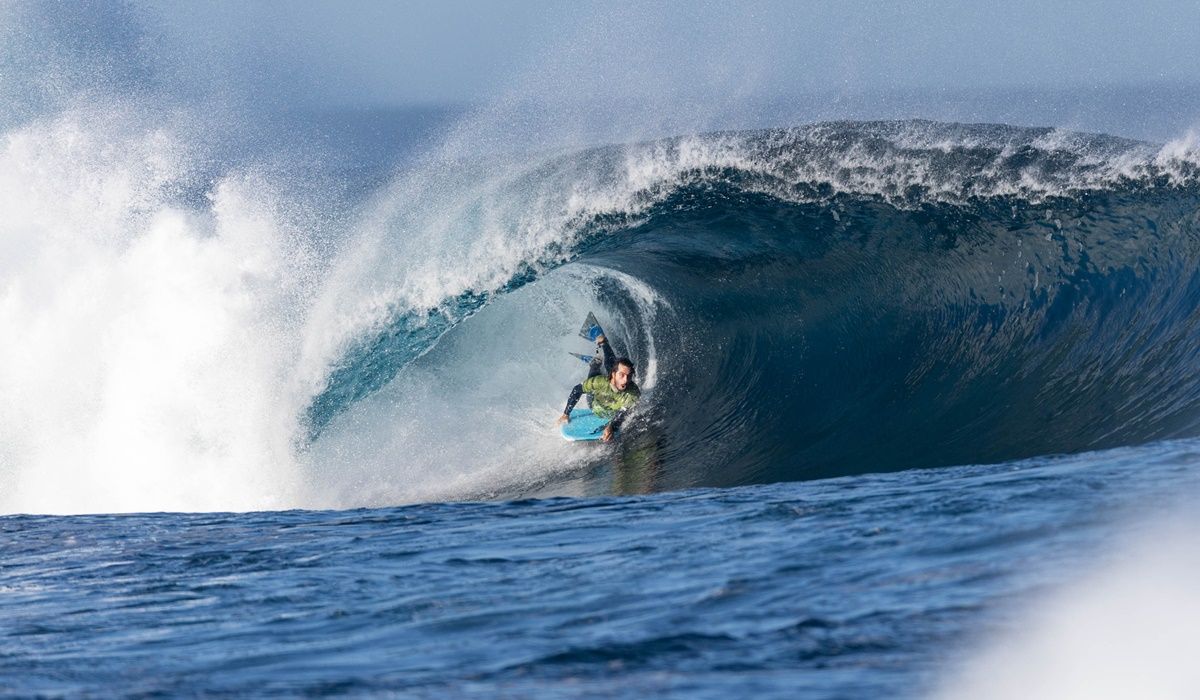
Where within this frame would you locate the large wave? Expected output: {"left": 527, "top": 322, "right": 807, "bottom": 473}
{"left": 4, "top": 87, "right": 1200, "bottom": 513}
{"left": 302, "top": 121, "right": 1200, "bottom": 500}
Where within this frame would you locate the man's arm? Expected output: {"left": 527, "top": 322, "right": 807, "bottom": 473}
{"left": 600, "top": 407, "right": 634, "bottom": 441}
{"left": 600, "top": 385, "right": 639, "bottom": 440}
{"left": 609, "top": 408, "right": 631, "bottom": 431}
{"left": 604, "top": 408, "right": 633, "bottom": 434}
{"left": 559, "top": 383, "right": 585, "bottom": 423}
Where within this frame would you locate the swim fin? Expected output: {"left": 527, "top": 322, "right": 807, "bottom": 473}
{"left": 568, "top": 352, "right": 595, "bottom": 364}
{"left": 579, "top": 312, "right": 604, "bottom": 342}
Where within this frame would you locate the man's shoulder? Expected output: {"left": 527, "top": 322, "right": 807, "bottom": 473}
{"left": 583, "top": 375, "right": 607, "bottom": 392}
{"left": 624, "top": 381, "right": 641, "bottom": 399}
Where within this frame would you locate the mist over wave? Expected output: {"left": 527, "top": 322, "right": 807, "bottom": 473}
{"left": 0, "top": 105, "right": 324, "bottom": 514}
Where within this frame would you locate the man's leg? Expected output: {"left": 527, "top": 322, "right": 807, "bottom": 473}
{"left": 584, "top": 347, "right": 604, "bottom": 409}
{"left": 586, "top": 353, "right": 604, "bottom": 379}
{"left": 599, "top": 338, "right": 617, "bottom": 376}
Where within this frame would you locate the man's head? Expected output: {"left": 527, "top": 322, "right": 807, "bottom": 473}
{"left": 609, "top": 358, "right": 635, "bottom": 391}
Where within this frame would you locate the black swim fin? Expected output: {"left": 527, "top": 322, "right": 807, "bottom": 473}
{"left": 579, "top": 312, "right": 604, "bottom": 342}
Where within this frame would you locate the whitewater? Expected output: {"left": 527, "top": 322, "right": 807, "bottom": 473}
{"left": 5, "top": 3, "right": 1200, "bottom": 697}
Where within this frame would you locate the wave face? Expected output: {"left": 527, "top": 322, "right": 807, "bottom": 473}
{"left": 5, "top": 100, "right": 1200, "bottom": 512}
{"left": 595, "top": 181, "right": 1200, "bottom": 488}
{"left": 305, "top": 121, "right": 1200, "bottom": 498}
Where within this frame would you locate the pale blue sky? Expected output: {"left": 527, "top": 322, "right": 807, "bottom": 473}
{"left": 139, "top": 0, "right": 1200, "bottom": 106}
{"left": 5, "top": 1, "right": 1194, "bottom": 140}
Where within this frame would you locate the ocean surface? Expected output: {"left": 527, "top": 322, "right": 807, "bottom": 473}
{"left": 5, "top": 443, "right": 1200, "bottom": 697}
{"left": 5, "top": 5, "right": 1200, "bottom": 696}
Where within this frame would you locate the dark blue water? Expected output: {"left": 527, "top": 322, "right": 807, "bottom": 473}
{"left": 5, "top": 440, "right": 1198, "bottom": 697}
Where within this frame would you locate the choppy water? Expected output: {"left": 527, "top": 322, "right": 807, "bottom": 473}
{"left": 5, "top": 439, "right": 1199, "bottom": 697}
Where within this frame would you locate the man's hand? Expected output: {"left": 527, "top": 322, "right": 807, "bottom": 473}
{"left": 557, "top": 413, "right": 570, "bottom": 425}
{"left": 601, "top": 424, "right": 614, "bottom": 442}
{"left": 596, "top": 334, "right": 606, "bottom": 345}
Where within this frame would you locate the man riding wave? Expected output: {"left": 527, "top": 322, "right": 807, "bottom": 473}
{"left": 558, "top": 333, "right": 640, "bottom": 442}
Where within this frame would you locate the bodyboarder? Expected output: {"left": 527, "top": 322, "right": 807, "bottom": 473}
{"left": 557, "top": 334, "right": 640, "bottom": 442}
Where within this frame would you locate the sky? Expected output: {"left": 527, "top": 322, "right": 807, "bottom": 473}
{"left": 2, "top": 1, "right": 1197, "bottom": 142}
{"left": 136, "top": 0, "right": 1200, "bottom": 107}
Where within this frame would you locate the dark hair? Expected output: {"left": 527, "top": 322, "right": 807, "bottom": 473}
{"left": 612, "top": 357, "right": 635, "bottom": 376}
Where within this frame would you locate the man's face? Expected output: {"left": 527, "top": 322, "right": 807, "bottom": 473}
{"left": 610, "top": 364, "right": 632, "bottom": 391}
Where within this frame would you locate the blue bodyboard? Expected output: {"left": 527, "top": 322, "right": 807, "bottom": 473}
{"left": 561, "top": 409, "right": 610, "bottom": 442}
